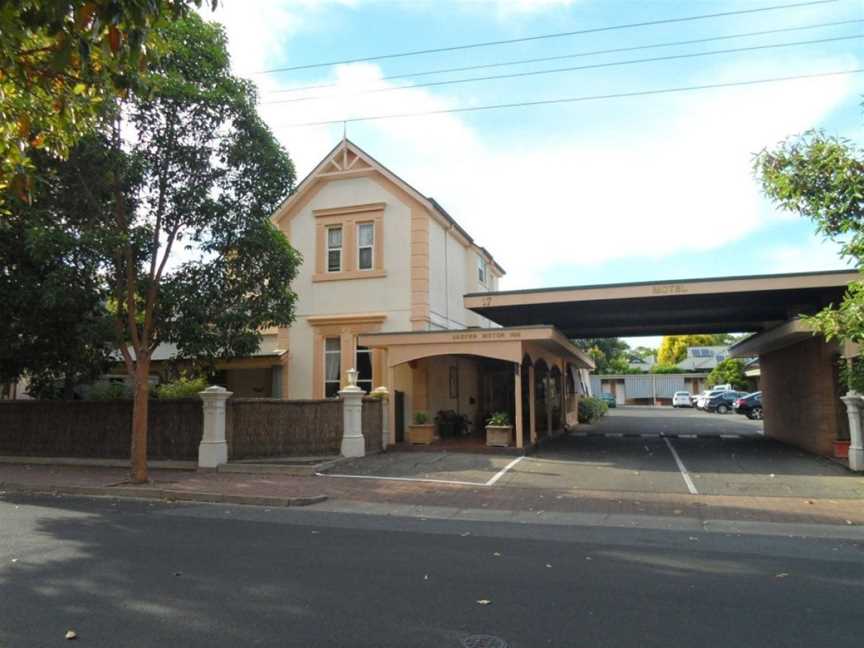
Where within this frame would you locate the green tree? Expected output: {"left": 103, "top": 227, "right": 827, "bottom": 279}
{"left": 574, "top": 338, "right": 632, "bottom": 374}
{"left": 756, "top": 129, "right": 864, "bottom": 353}
{"left": 36, "top": 15, "right": 300, "bottom": 482}
{"left": 706, "top": 358, "right": 750, "bottom": 390}
{"left": 0, "top": 165, "right": 114, "bottom": 397}
{"left": 656, "top": 334, "right": 732, "bottom": 366}
{"left": 0, "top": 0, "right": 212, "bottom": 204}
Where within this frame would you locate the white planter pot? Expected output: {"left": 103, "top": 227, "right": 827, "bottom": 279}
{"left": 486, "top": 425, "right": 513, "bottom": 447}
{"left": 840, "top": 393, "right": 864, "bottom": 472}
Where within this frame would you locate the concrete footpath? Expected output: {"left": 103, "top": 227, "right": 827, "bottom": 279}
{"left": 1, "top": 463, "right": 863, "bottom": 534}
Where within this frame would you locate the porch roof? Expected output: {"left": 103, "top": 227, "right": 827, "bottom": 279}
{"left": 358, "top": 325, "right": 595, "bottom": 370}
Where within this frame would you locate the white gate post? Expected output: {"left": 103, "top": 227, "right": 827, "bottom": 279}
{"left": 372, "top": 386, "right": 390, "bottom": 451}
{"left": 198, "top": 385, "right": 232, "bottom": 468}
{"left": 841, "top": 394, "right": 864, "bottom": 471}
{"left": 340, "top": 369, "right": 366, "bottom": 458}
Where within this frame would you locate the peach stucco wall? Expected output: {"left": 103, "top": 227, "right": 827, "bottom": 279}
{"left": 278, "top": 176, "right": 413, "bottom": 398}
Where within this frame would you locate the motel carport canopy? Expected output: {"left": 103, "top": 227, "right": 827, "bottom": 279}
{"left": 464, "top": 270, "right": 857, "bottom": 338}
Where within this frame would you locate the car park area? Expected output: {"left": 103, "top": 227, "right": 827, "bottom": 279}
{"left": 322, "top": 407, "right": 864, "bottom": 499}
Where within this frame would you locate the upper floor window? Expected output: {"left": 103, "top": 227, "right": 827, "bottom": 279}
{"left": 477, "top": 256, "right": 487, "bottom": 284}
{"left": 357, "top": 222, "right": 374, "bottom": 271}
{"left": 327, "top": 226, "right": 342, "bottom": 272}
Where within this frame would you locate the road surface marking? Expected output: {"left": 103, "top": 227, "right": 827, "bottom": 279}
{"left": 485, "top": 456, "right": 525, "bottom": 486}
{"left": 720, "top": 434, "right": 741, "bottom": 439}
{"left": 315, "top": 473, "right": 486, "bottom": 486}
{"left": 663, "top": 437, "right": 699, "bottom": 495}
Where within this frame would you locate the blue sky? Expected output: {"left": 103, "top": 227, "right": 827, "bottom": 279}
{"left": 208, "top": 0, "right": 861, "bottom": 344}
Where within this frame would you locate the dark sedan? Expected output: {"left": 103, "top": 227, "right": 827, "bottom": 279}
{"left": 734, "top": 391, "right": 763, "bottom": 420}
{"left": 705, "top": 390, "right": 749, "bottom": 414}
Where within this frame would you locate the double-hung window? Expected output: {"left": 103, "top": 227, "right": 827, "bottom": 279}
{"left": 357, "top": 222, "right": 374, "bottom": 271}
{"left": 477, "top": 256, "right": 487, "bottom": 284}
{"left": 324, "top": 337, "right": 341, "bottom": 398}
{"left": 327, "top": 226, "right": 342, "bottom": 273}
{"left": 355, "top": 344, "right": 373, "bottom": 393}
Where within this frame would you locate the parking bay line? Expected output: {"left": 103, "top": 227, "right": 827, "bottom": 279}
{"left": 663, "top": 437, "right": 699, "bottom": 495}
{"left": 316, "top": 456, "right": 526, "bottom": 488}
{"left": 485, "top": 455, "right": 525, "bottom": 486}
{"left": 315, "top": 472, "right": 488, "bottom": 487}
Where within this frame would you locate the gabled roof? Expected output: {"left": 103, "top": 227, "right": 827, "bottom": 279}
{"left": 271, "top": 138, "right": 505, "bottom": 276}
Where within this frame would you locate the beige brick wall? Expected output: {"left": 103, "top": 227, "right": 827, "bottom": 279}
{"left": 760, "top": 337, "right": 848, "bottom": 457}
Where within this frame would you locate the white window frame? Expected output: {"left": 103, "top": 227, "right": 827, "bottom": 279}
{"left": 478, "top": 256, "right": 487, "bottom": 284}
{"left": 326, "top": 226, "right": 342, "bottom": 273}
{"left": 324, "top": 337, "right": 341, "bottom": 397}
{"left": 357, "top": 222, "right": 374, "bottom": 272}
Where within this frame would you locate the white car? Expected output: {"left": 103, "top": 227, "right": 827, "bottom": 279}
{"left": 672, "top": 391, "right": 692, "bottom": 408}
{"left": 696, "top": 388, "right": 730, "bottom": 409}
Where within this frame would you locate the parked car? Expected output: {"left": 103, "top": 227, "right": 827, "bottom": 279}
{"left": 734, "top": 391, "right": 763, "bottom": 420}
{"left": 672, "top": 391, "right": 692, "bottom": 408}
{"left": 599, "top": 392, "right": 617, "bottom": 408}
{"left": 696, "top": 388, "right": 728, "bottom": 409}
{"left": 705, "top": 390, "right": 749, "bottom": 414}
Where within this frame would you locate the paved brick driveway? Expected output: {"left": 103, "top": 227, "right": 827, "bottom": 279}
{"left": 324, "top": 408, "right": 864, "bottom": 499}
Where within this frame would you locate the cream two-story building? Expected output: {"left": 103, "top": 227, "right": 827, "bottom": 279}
{"left": 266, "top": 138, "right": 504, "bottom": 402}
{"left": 252, "top": 139, "right": 592, "bottom": 449}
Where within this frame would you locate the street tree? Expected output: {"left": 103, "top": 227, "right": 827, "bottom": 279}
{"left": 756, "top": 128, "right": 864, "bottom": 349}
{"left": 54, "top": 15, "right": 300, "bottom": 482}
{"left": 0, "top": 0, "right": 213, "bottom": 205}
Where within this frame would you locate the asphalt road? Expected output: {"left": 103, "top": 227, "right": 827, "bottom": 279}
{"left": 2, "top": 495, "right": 862, "bottom": 648}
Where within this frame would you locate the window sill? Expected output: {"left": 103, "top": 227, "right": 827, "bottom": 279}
{"left": 313, "top": 270, "right": 387, "bottom": 282}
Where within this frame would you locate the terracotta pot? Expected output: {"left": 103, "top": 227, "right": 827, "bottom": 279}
{"left": 486, "top": 425, "right": 513, "bottom": 447}
{"left": 408, "top": 424, "right": 435, "bottom": 445}
{"left": 833, "top": 439, "right": 851, "bottom": 459}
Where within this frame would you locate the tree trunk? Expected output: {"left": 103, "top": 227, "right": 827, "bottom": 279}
{"left": 130, "top": 358, "right": 151, "bottom": 483}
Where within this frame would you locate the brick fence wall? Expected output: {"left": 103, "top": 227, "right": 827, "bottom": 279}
{"left": 362, "top": 397, "right": 383, "bottom": 454}
{"left": 0, "top": 399, "right": 202, "bottom": 460}
{"left": 1, "top": 396, "right": 386, "bottom": 462}
{"left": 761, "top": 336, "right": 849, "bottom": 457}
{"left": 226, "top": 399, "right": 344, "bottom": 460}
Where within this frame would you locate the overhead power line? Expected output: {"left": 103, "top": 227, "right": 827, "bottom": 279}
{"left": 275, "top": 68, "right": 863, "bottom": 128}
{"left": 261, "top": 19, "right": 864, "bottom": 96}
{"left": 260, "top": 34, "right": 863, "bottom": 105}
{"left": 251, "top": 0, "right": 840, "bottom": 75}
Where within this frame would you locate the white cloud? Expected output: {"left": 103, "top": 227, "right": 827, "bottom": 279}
{"left": 213, "top": 2, "right": 860, "bottom": 290}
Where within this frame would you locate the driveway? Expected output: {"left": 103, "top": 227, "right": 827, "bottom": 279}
{"left": 503, "top": 407, "right": 864, "bottom": 499}
{"left": 322, "top": 408, "right": 864, "bottom": 499}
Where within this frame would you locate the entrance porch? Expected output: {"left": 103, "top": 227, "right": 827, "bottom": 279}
{"left": 358, "top": 326, "right": 594, "bottom": 450}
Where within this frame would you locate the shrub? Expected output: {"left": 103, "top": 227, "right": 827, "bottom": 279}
{"left": 156, "top": 375, "right": 209, "bottom": 399}
{"left": 87, "top": 381, "right": 132, "bottom": 400}
{"left": 578, "top": 397, "right": 608, "bottom": 424}
{"left": 839, "top": 357, "right": 864, "bottom": 393}
{"left": 413, "top": 411, "right": 429, "bottom": 425}
{"left": 486, "top": 411, "right": 511, "bottom": 426}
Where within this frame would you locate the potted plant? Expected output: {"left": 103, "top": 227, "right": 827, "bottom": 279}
{"left": 836, "top": 357, "right": 863, "bottom": 459}
{"left": 435, "top": 410, "right": 469, "bottom": 438}
{"left": 485, "top": 411, "right": 513, "bottom": 447}
{"left": 408, "top": 411, "right": 435, "bottom": 445}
